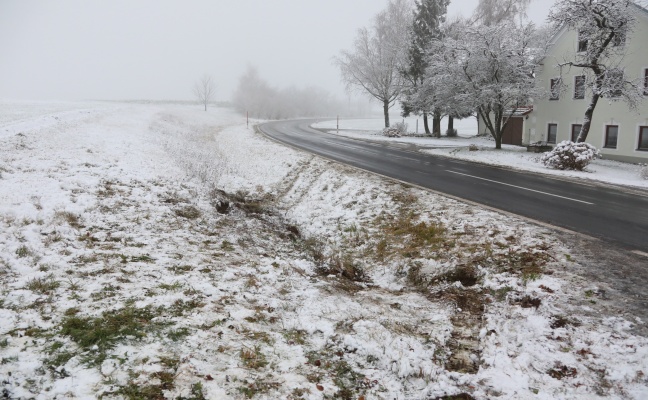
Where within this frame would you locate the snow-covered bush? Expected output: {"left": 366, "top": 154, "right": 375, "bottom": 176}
{"left": 383, "top": 126, "right": 402, "bottom": 137}
{"left": 541, "top": 141, "right": 599, "bottom": 171}
{"left": 640, "top": 164, "right": 648, "bottom": 180}
{"left": 446, "top": 128, "right": 458, "bottom": 137}
{"left": 382, "top": 121, "right": 407, "bottom": 137}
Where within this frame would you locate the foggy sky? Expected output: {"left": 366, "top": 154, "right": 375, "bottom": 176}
{"left": 0, "top": 0, "right": 555, "bottom": 102}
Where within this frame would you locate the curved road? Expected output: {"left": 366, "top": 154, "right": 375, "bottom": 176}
{"left": 259, "top": 119, "right": 648, "bottom": 255}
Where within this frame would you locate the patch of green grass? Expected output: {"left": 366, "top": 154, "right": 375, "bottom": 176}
{"left": 305, "top": 350, "right": 364, "bottom": 400}
{"left": 54, "top": 211, "right": 84, "bottom": 229}
{"left": 63, "top": 307, "right": 81, "bottom": 317}
{"left": 130, "top": 254, "right": 155, "bottom": 263}
{"left": 166, "top": 298, "right": 205, "bottom": 317}
{"left": 490, "top": 286, "right": 514, "bottom": 302}
{"left": 237, "top": 381, "right": 280, "bottom": 399}
{"left": 168, "top": 264, "right": 193, "bottom": 274}
{"left": 301, "top": 237, "right": 325, "bottom": 265}
{"left": 104, "top": 381, "right": 168, "bottom": 400}
{"left": 59, "top": 306, "right": 161, "bottom": 365}
{"left": 283, "top": 329, "right": 308, "bottom": 345}
{"left": 45, "top": 349, "right": 75, "bottom": 370}
{"left": 392, "top": 190, "right": 418, "bottom": 206}
{"left": 375, "top": 212, "right": 449, "bottom": 260}
{"left": 90, "top": 284, "right": 120, "bottom": 300}
{"left": 243, "top": 330, "right": 274, "bottom": 345}
{"left": 244, "top": 274, "right": 259, "bottom": 289}
{"left": 26, "top": 274, "right": 60, "bottom": 294}
{"left": 72, "top": 254, "right": 99, "bottom": 265}
{"left": 239, "top": 345, "right": 268, "bottom": 369}
{"left": 1, "top": 356, "right": 18, "bottom": 365}
{"left": 158, "top": 282, "right": 183, "bottom": 291}
{"left": 15, "top": 245, "right": 32, "bottom": 258}
{"left": 221, "top": 240, "right": 235, "bottom": 251}
{"left": 97, "top": 180, "right": 117, "bottom": 198}
{"left": 177, "top": 382, "right": 207, "bottom": 400}
{"left": 167, "top": 327, "right": 191, "bottom": 342}
{"left": 389, "top": 214, "right": 446, "bottom": 247}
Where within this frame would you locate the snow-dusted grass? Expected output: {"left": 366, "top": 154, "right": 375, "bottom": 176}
{"left": 313, "top": 118, "right": 648, "bottom": 189}
{"left": 1, "top": 102, "right": 647, "bottom": 399}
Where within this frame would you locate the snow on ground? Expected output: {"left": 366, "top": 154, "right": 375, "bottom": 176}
{"left": 313, "top": 116, "right": 479, "bottom": 137}
{"left": 313, "top": 118, "right": 648, "bottom": 189}
{"left": 1, "top": 102, "right": 647, "bottom": 399}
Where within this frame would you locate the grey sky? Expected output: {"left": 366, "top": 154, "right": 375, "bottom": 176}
{"left": 0, "top": 0, "right": 555, "bottom": 101}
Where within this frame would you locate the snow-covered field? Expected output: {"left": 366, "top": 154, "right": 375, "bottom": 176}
{"left": 1, "top": 102, "right": 647, "bottom": 399}
{"left": 313, "top": 118, "right": 648, "bottom": 190}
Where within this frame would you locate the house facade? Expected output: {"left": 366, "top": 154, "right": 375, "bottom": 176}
{"left": 527, "top": 4, "right": 648, "bottom": 163}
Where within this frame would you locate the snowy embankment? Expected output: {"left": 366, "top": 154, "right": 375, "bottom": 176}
{"left": 313, "top": 118, "right": 648, "bottom": 190}
{"left": 1, "top": 103, "right": 647, "bottom": 399}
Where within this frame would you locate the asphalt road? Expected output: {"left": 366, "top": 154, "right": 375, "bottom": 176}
{"left": 259, "top": 119, "right": 648, "bottom": 255}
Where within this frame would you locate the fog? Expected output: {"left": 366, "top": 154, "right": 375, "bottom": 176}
{"left": 0, "top": 0, "right": 555, "bottom": 102}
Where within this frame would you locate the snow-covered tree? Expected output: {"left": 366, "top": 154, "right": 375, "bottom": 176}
{"left": 400, "top": 0, "right": 449, "bottom": 136}
{"left": 232, "top": 66, "right": 276, "bottom": 119}
{"left": 335, "top": 0, "right": 413, "bottom": 128}
{"left": 427, "top": 21, "right": 546, "bottom": 149}
{"left": 193, "top": 74, "right": 216, "bottom": 111}
{"left": 548, "top": 0, "right": 644, "bottom": 143}
{"left": 472, "top": 0, "right": 531, "bottom": 26}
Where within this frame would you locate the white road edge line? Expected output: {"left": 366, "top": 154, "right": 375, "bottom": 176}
{"left": 631, "top": 250, "right": 648, "bottom": 258}
{"left": 446, "top": 170, "right": 595, "bottom": 205}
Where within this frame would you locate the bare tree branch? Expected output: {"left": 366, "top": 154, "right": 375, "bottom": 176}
{"left": 193, "top": 74, "right": 216, "bottom": 111}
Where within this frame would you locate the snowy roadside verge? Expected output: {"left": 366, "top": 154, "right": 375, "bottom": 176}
{"left": 1, "top": 103, "right": 647, "bottom": 399}
{"left": 312, "top": 119, "right": 648, "bottom": 190}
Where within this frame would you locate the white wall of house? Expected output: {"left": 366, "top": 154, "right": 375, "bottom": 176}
{"left": 530, "top": 8, "right": 648, "bottom": 163}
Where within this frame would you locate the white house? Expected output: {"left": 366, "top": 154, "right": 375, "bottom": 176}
{"left": 526, "top": 3, "right": 648, "bottom": 163}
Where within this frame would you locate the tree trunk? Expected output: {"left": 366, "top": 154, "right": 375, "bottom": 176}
{"left": 204, "top": 103, "right": 207, "bottom": 111}
{"left": 423, "top": 112, "right": 430, "bottom": 135}
{"left": 383, "top": 100, "right": 390, "bottom": 128}
{"left": 578, "top": 93, "right": 600, "bottom": 142}
{"left": 433, "top": 112, "right": 441, "bottom": 138}
{"left": 494, "top": 110, "right": 503, "bottom": 149}
{"left": 448, "top": 116, "right": 454, "bottom": 134}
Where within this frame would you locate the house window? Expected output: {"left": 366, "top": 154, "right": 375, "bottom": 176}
{"left": 550, "top": 78, "right": 561, "bottom": 100}
{"left": 548, "top": 123, "right": 558, "bottom": 144}
{"left": 574, "top": 76, "right": 586, "bottom": 99}
{"left": 571, "top": 124, "right": 583, "bottom": 142}
{"left": 578, "top": 31, "right": 588, "bottom": 52}
{"left": 639, "top": 126, "right": 648, "bottom": 151}
{"left": 605, "top": 125, "right": 619, "bottom": 149}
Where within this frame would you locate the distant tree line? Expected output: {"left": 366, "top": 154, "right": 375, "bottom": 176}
{"left": 231, "top": 67, "right": 346, "bottom": 120}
